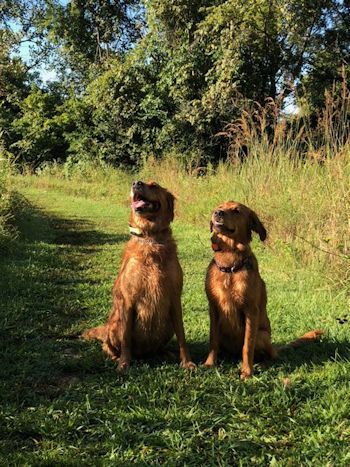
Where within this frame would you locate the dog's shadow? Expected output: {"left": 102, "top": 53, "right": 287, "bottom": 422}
{"left": 271, "top": 337, "right": 350, "bottom": 372}
{"left": 122, "top": 336, "right": 350, "bottom": 372}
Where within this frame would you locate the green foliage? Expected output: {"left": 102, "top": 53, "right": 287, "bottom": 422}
{"left": 40, "top": 0, "right": 144, "bottom": 83}
{"left": 11, "top": 85, "right": 71, "bottom": 165}
{"left": 84, "top": 54, "right": 167, "bottom": 165}
{"left": 0, "top": 49, "right": 29, "bottom": 151}
{"left": 1, "top": 0, "right": 349, "bottom": 164}
{"left": 299, "top": 2, "right": 350, "bottom": 112}
{"left": 72, "top": 0, "right": 349, "bottom": 164}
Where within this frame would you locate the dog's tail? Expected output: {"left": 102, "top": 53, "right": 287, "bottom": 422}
{"left": 82, "top": 325, "right": 107, "bottom": 342}
{"left": 276, "top": 329, "right": 324, "bottom": 352}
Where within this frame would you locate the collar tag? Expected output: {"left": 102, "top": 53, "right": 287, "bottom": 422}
{"left": 214, "top": 257, "right": 253, "bottom": 274}
{"left": 129, "top": 225, "right": 143, "bottom": 236}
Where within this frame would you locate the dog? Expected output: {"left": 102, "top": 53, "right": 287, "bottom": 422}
{"left": 83, "top": 180, "right": 195, "bottom": 371}
{"left": 204, "top": 201, "right": 323, "bottom": 379}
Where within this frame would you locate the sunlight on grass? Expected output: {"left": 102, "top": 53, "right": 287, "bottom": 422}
{"left": 1, "top": 180, "right": 349, "bottom": 464}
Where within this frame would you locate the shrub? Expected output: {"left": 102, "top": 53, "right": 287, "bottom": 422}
{"left": 0, "top": 143, "right": 30, "bottom": 253}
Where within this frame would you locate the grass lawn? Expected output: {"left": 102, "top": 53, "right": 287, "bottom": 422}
{"left": 0, "top": 181, "right": 349, "bottom": 465}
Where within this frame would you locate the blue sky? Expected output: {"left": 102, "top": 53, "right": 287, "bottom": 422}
{"left": 9, "top": 20, "right": 58, "bottom": 83}
{"left": 17, "top": 39, "right": 58, "bottom": 83}
{"left": 10, "top": 0, "right": 70, "bottom": 83}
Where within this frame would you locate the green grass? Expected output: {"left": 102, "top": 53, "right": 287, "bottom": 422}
{"left": 1, "top": 178, "right": 349, "bottom": 465}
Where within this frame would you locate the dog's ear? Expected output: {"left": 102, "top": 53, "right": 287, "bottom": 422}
{"left": 249, "top": 209, "right": 266, "bottom": 241}
{"left": 210, "top": 220, "right": 213, "bottom": 232}
{"left": 166, "top": 191, "right": 175, "bottom": 222}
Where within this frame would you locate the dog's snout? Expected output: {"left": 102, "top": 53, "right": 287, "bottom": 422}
{"left": 215, "top": 210, "right": 224, "bottom": 217}
{"left": 133, "top": 180, "right": 143, "bottom": 188}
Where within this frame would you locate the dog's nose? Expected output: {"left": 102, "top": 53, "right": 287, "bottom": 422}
{"left": 133, "top": 180, "right": 143, "bottom": 188}
{"left": 215, "top": 210, "right": 224, "bottom": 217}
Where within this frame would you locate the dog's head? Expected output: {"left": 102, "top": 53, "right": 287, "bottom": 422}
{"left": 129, "top": 180, "right": 175, "bottom": 232}
{"left": 210, "top": 201, "right": 266, "bottom": 244}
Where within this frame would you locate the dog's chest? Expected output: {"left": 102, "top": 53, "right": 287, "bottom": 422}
{"left": 213, "top": 275, "right": 247, "bottom": 331}
{"left": 131, "top": 260, "right": 178, "bottom": 324}
{"left": 210, "top": 269, "right": 248, "bottom": 315}
{"left": 138, "top": 264, "right": 166, "bottom": 307}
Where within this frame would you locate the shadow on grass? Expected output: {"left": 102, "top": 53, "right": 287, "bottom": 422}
{"left": 0, "top": 202, "right": 127, "bottom": 403}
{"left": 273, "top": 337, "right": 350, "bottom": 372}
{"left": 185, "top": 337, "right": 350, "bottom": 372}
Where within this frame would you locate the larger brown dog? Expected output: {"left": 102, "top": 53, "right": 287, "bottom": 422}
{"left": 204, "top": 201, "right": 323, "bottom": 379}
{"left": 83, "top": 181, "right": 195, "bottom": 371}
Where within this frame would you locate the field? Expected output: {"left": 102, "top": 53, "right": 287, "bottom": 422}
{"left": 0, "top": 155, "right": 349, "bottom": 465}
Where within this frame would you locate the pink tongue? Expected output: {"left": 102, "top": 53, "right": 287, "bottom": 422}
{"left": 132, "top": 200, "right": 146, "bottom": 209}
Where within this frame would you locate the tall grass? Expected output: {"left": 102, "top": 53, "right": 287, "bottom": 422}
{"left": 14, "top": 85, "right": 350, "bottom": 286}
{"left": 0, "top": 138, "right": 30, "bottom": 253}
{"left": 217, "top": 70, "right": 350, "bottom": 163}
{"left": 0, "top": 139, "right": 15, "bottom": 251}
{"left": 140, "top": 83, "right": 350, "bottom": 286}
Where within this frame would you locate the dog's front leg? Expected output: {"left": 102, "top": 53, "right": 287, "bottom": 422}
{"left": 170, "top": 297, "right": 196, "bottom": 369}
{"left": 110, "top": 299, "right": 133, "bottom": 372}
{"left": 241, "top": 308, "right": 259, "bottom": 379}
{"left": 204, "top": 303, "right": 219, "bottom": 367}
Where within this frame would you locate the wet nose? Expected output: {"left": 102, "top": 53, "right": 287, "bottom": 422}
{"left": 132, "top": 180, "right": 143, "bottom": 188}
{"left": 215, "top": 210, "right": 224, "bottom": 217}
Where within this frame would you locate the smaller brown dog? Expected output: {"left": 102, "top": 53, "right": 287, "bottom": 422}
{"left": 204, "top": 201, "right": 323, "bottom": 379}
{"left": 83, "top": 180, "right": 195, "bottom": 371}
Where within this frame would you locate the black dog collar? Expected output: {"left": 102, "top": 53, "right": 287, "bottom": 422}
{"left": 214, "top": 257, "right": 253, "bottom": 274}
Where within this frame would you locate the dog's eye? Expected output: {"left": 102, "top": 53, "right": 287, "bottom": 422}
{"left": 232, "top": 208, "right": 240, "bottom": 214}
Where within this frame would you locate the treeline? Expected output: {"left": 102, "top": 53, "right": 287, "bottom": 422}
{"left": 0, "top": 0, "right": 349, "bottom": 167}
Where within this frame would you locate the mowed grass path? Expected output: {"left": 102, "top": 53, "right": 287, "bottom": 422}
{"left": 1, "top": 185, "right": 349, "bottom": 465}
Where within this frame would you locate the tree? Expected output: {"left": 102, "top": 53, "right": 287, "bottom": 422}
{"left": 1, "top": 0, "right": 349, "bottom": 166}
{"left": 298, "top": 0, "right": 350, "bottom": 111}
{"left": 0, "top": 40, "right": 30, "bottom": 153}
{"left": 40, "top": 0, "right": 145, "bottom": 84}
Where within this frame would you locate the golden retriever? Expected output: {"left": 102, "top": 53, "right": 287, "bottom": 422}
{"left": 83, "top": 180, "right": 195, "bottom": 371}
{"left": 204, "top": 201, "right": 323, "bottom": 379}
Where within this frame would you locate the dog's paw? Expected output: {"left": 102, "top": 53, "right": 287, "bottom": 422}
{"left": 240, "top": 371, "right": 253, "bottom": 380}
{"left": 81, "top": 329, "right": 93, "bottom": 340}
{"left": 203, "top": 360, "right": 216, "bottom": 368}
{"left": 182, "top": 361, "right": 196, "bottom": 370}
{"left": 117, "top": 361, "right": 130, "bottom": 372}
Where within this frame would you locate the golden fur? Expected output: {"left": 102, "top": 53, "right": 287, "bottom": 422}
{"left": 204, "top": 201, "right": 323, "bottom": 379}
{"left": 83, "top": 181, "right": 195, "bottom": 371}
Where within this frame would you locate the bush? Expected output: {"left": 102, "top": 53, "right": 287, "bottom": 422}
{"left": 11, "top": 85, "right": 71, "bottom": 167}
{"left": 0, "top": 147, "right": 31, "bottom": 253}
